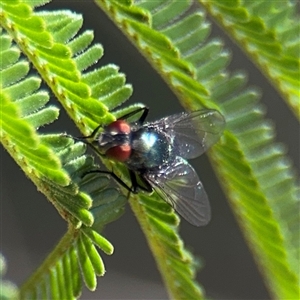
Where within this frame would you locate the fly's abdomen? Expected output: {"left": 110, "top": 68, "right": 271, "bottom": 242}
{"left": 127, "top": 129, "right": 172, "bottom": 171}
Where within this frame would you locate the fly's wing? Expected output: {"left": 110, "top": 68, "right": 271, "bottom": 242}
{"left": 145, "top": 157, "right": 211, "bottom": 226}
{"left": 150, "top": 109, "right": 225, "bottom": 159}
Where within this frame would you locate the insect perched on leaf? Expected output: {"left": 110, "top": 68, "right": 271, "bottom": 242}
{"left": 82, "top": 107, "right": 225, "bottom": 226}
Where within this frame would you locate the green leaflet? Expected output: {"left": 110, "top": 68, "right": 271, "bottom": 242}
{"left": 200, "top": 0, "right": 300, "bottom": 120}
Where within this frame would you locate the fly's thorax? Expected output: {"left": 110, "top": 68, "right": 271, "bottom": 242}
{"left": 125, "top": 127, "right": 176, "bottom": 171}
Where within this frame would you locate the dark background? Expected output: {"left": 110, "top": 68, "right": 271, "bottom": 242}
{"left": 1, "top": 1, "right": 299, "bottom": 299}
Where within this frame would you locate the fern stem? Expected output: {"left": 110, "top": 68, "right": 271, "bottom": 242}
{"left": 129, "top": 197, "right": 173, "bottom": 296}
{"left": 19, "top": 225, "right": 78, "bottom": 297}
{"left": 129, "top": 196, "right": 203, "bottom": 300}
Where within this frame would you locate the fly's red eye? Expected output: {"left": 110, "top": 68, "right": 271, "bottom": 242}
{"left": 107, "top": 120, "right": 131, "bottom": 134}
{"left": 106, "top": 144, "right": 131, "bottom": 162}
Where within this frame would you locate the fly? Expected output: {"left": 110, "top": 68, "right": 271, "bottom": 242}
{"left": 82, "top": 107, "right": 225, "bottom": 226}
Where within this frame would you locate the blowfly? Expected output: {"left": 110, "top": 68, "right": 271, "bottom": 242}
{"left": 84, "top": 107, "right": 225, "bottom": 226}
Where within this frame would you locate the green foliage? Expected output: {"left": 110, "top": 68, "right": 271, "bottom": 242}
{"left": 200, "top": 0, "right": 300, "bottom": 119}
{"left": 21, "top": 225, "right": 120, "bottom": 299}
{"left": 130, "top": 193, "right": 204, "bottom": 298}
{"left": 0, "top": 0, "right": 127, "bottom": 298}
{"left": 1, "top": 0, "right": 299, "bottom": 299}
{"left": 0, "top": 34, "right": 68, "bottom": 185}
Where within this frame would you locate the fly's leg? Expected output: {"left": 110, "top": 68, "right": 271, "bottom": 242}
{"left": 84, "top": 106, "right": 149, "bottom": 140}
{"left": 82, "top": 168, "right": 153, "bottom": 197}
{"left": 129, "top": 170, "right": 139, "bottom": 194}
{"left": 67, "top": 136, "right": 101, "bottom": 158}
{"left": 64, "top": 106, "right": 148, "bottom": 144}
{"left": 62, "top": 123, "right": 104, "bottom": 156}
{"left": 64, "top": 107, "right": 148, "bottom": 145}
{"left": 118, "top": 106, "right": 149, "bottom": 125}
{"left": 62, "top": 121, "right": 103, "bottom": 142}
{"left": 67, "top": 123, "right": 102, "bottom": 144}
{"left": 127, "top": 170, "right": 153, "bottom": 191}
{"left": 137, "top": 174, "right": 153, "bottom": 193}
{"left": 82, "top": 169, "right": 137, "bottom": 193}
{"left": 80, "top": 124, "right": 103, "bottom": 140}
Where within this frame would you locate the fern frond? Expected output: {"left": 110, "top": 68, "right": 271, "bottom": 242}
{"left": 130, "top": 193, "right": 203, "bottom": 298}
{"left": 20, "top": 135, "right": 126, "bottom": 297}
{"left": 34, "top": 9, "right": 133, "bottom": 129}
{"left": 20, "top": 228, "right": 108, "bottom": 299}
{"left": 20, "top": 134, "right": 126, "bottom": 298}
{"left": 0, "top": 30, "right": 124, "bottom": 296}
{"left": 95, "top": 0, "right": 299, "bottom": 299}
{"left": 0, "top": 34, "right": 68, "bottom": 185}
{"left": 200, "top": 0, "right": 300, "bottom": 119}
{"left": 1, "top": 1, "right": 132, "bottom": 134}
{"left": 1, "top": 1, "right": 130, "bottom": 297}
{"left": 0, "top": 30, "right": 96, "bottom": 228}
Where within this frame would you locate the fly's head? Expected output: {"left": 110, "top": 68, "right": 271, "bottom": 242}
{"left": 98, "top": 120, "right": 132, "bottom": 162}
